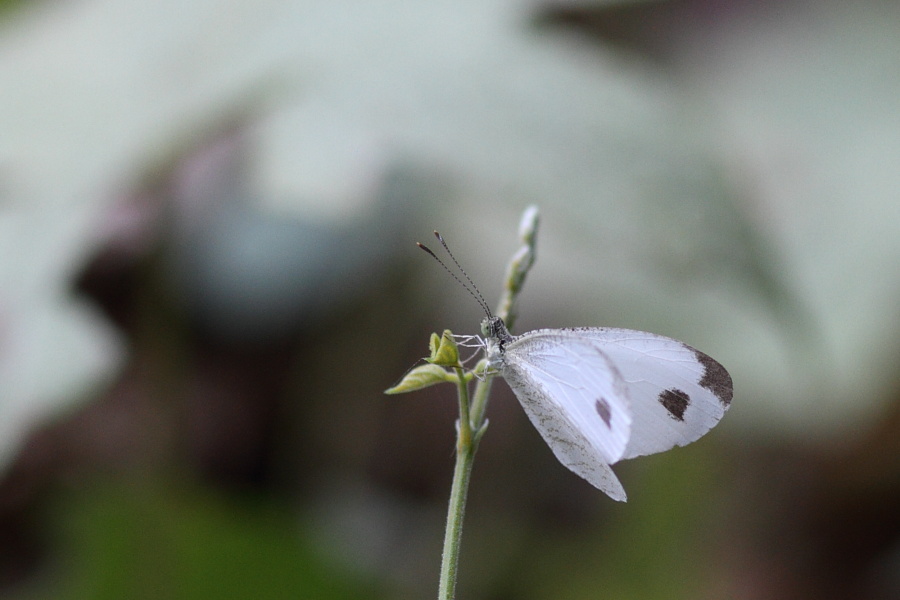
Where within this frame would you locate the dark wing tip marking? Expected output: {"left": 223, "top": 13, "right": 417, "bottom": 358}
{"left": 694, "top": 351, "right": 733, "bottom": 407}
{"left": 594, "top": 398, "right": 612, "bottom": 428}
{"left": 659, "top": 388, "right": 690, "bottom": 421}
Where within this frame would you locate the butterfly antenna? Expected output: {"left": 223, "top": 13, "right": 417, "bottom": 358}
{"left": 417, "top": 234, "right": 493, "bottom": 319}
{"left": 432, "top": 231, "right": 493, "bottom": 318}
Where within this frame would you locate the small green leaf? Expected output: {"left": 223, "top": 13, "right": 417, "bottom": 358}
{"left": 427, "top": 330, "right": 461, "bottom": 368}
{"left": 428, "top": 332, "right": 442, "bottom": 357}
{"left": 384, "top": 364, "right": 455, "bottom": 394}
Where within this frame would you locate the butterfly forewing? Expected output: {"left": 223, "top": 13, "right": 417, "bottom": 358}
{"left": 500, "top": 332, "right": 632, "bottom": 500}
{"left": 564, "top": 328, "right": 733, "bottom": 459}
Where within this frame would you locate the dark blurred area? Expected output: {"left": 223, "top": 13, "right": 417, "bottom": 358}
{"left": 1, "top": 1, "right": 899, "bottom": 599}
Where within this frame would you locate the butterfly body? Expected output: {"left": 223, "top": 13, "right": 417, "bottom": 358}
{"left": 482, "top": 316, "right": 733, "bottom": 501}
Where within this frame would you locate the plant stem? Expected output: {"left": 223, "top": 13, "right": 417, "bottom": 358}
{"left": 436, "top": 206, "right": 539, "bottom": 599}
{"left": 438, "top": 443, "right": 475, "bottom": 599}
{"left": 438, "top": 369, "right": 495, "bottom": 600}
{"left": 467, "top": 375, "right": 494, "bottom": 439}
{"left": 438, "top": 369, "right": 477, "bottom": 600}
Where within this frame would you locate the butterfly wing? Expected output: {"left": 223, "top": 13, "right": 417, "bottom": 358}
{"left": 500, "top": 332, "right": 632, "bottom": 501}
{"left": 564, "top": 328, "right": 733, "bottom": 460}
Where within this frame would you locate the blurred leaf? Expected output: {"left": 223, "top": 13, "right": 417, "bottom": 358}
{"left": 37, "top": 479, "right": 375, "bottom": 600}
{"left": 0, "top": 213, "right": 123, "bottom": 474}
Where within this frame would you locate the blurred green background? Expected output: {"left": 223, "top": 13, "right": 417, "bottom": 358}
{"left": 1, "top": 1, "right": 898, "bottom": 599}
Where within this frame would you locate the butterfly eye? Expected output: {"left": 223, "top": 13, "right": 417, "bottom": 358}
{"left": 482, "top": 316, "right": 511, "bottom": 343}
{"left": 480, "top": 318, "right": 491, "bottom": 337}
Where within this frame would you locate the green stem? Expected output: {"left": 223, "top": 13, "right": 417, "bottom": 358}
{"left": 468, "top": 374, "right": 495, "bottom": 438}
{"left": 438, "top": 444, "right": 475, "bottom": 598}
{"left": 436, "top": 205, "right": 539, "bottom": 599}
{"left": 438, "top": 368, "right": 477, "bottom": 600}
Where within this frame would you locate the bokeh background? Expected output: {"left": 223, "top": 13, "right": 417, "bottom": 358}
{"left": 1, "top": 0, "right": 899, "bottom": 598}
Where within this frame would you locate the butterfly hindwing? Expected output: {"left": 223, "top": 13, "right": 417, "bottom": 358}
{"left": 562, "top": 328, "right": 733, "bottom": 460}
{"left": 500, "top": 332, "right": 632, "bottom": 501}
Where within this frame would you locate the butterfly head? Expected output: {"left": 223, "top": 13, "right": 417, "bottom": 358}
{"left": 481, "top": 316, "right": 512, "bottom": 343}
{"left": 481, "top": 316, "right": 513, "bottom": 370}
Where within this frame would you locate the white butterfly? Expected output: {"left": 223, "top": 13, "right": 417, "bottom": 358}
{"left": 481, "top": 316, "right": 733, "bottom": 502}
{"left": 418, "top": 228, "right": 733, "bottom": 501}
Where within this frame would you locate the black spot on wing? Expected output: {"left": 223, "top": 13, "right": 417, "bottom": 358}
{"left": 695, "top": 351, "right": 733, "bottom": 407}
{"left": 594, "top": 398, "right": 612, "bottom": 428}
{"left": 659, "top": 388, "right": 690, "bottom": 421}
